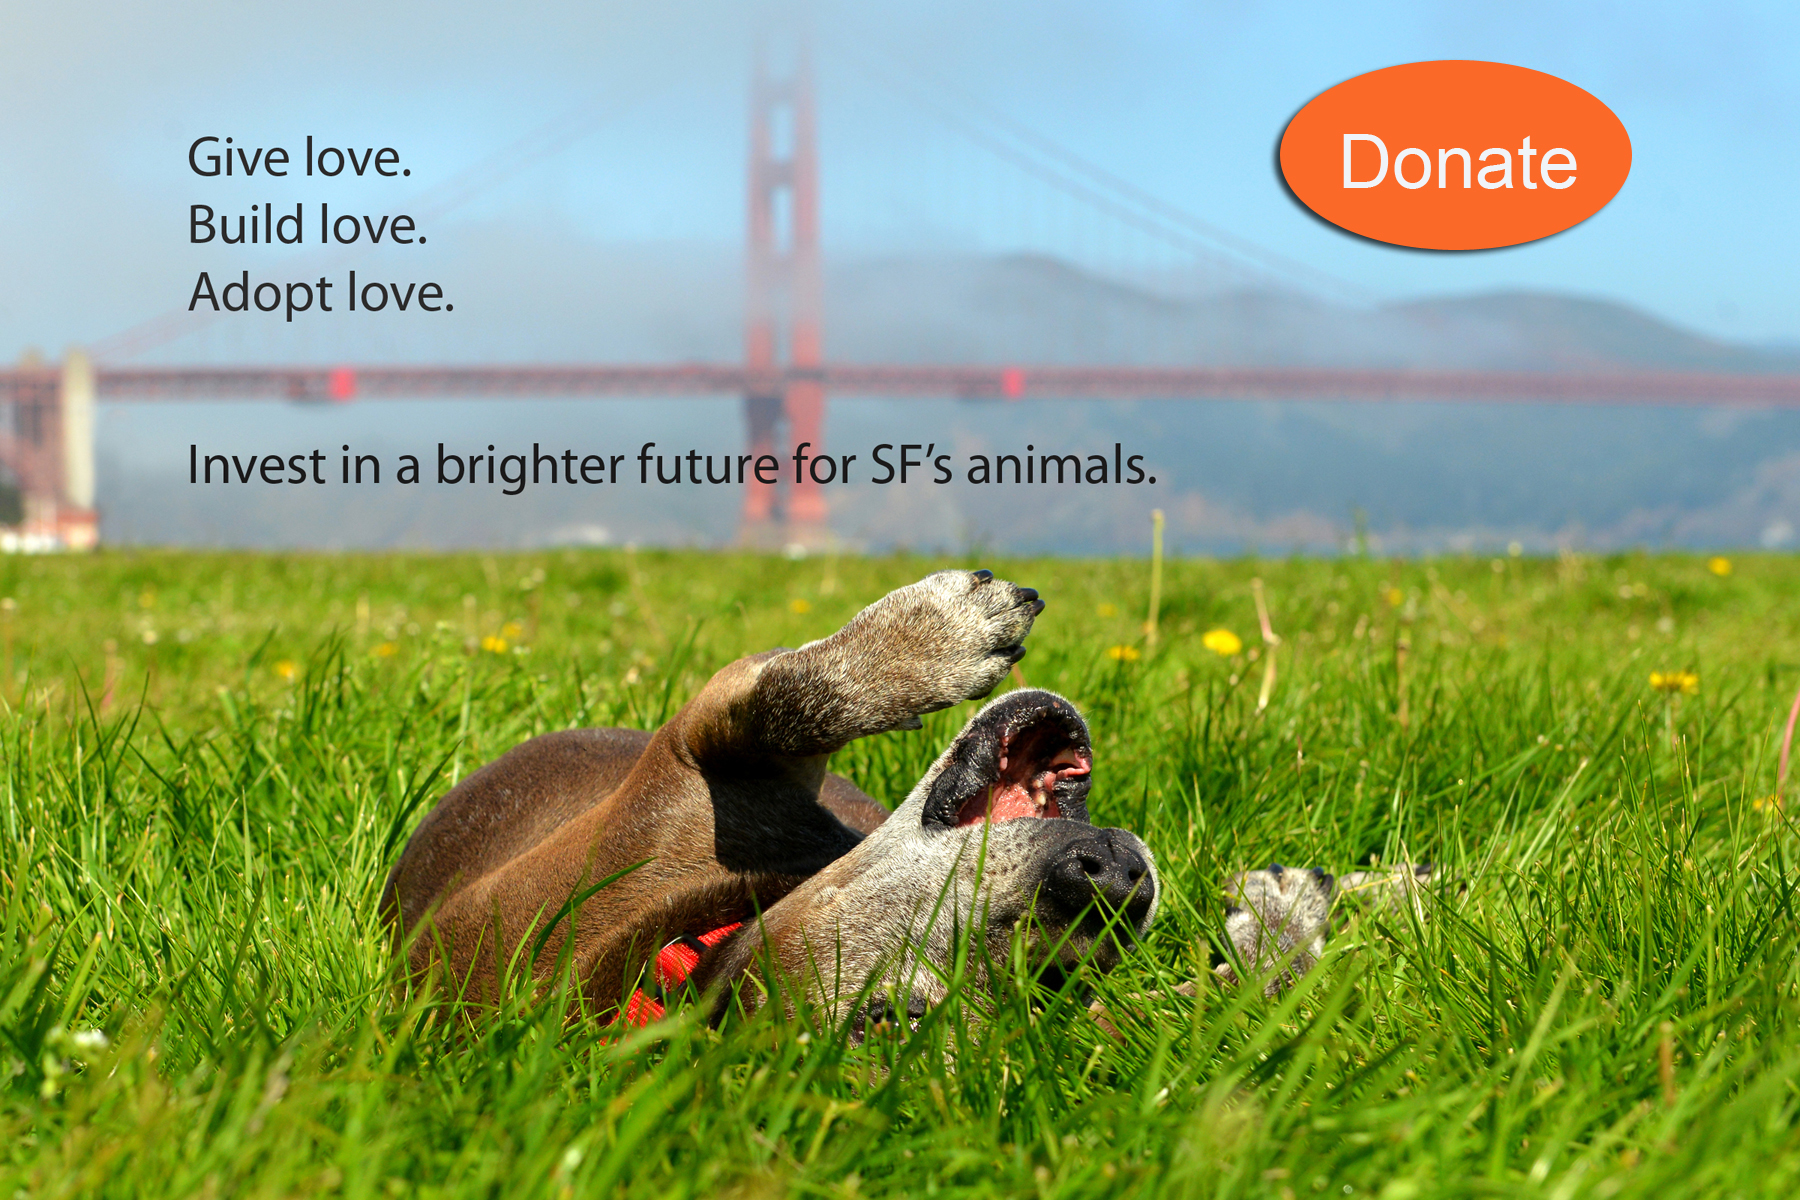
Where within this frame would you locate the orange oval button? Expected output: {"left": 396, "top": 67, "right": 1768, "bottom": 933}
{"left": 1279, "top": 61, "right": 1631, "bottom": 250}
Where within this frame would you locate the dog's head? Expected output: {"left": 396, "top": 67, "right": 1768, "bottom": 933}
{"left": 709, "top": 689, "right": 1159, "bottom": 1021}
{"left": 899, "top": 687, "right": 1159, "bottom": 973}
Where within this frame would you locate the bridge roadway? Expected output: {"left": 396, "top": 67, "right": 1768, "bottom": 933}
{"left": 7, "top": 363, "right": 1800, "bottom": 407}
{"left": 10, "top": 361, "right": 1800, "bottom": 408}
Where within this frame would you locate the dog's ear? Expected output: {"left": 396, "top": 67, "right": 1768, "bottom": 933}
{"left": 921, "top": 726, "right": 1001, "bottom": 829}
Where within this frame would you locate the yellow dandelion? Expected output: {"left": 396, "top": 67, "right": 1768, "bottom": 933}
{"left": 501, "top": 621, "right": 524, "bottom": 639}
{"left": 371, "top": 642, "right": 399, "bottom": 658}
{"left": 480, "top": 635, "right": 509, "bottom": 654}
{"left": 1097, "top": 603, "right": 1119, "bottom": 618}
{"left": 1201, "top": 628, "right": 1242, "bottom": 656}
{"left": 1649, "top": 670, "right": 1698, "bottom": 695}
{"left": 1386, "top": 587, "right": 1405, "bottom": 608}
{"left": 1707, "top": 557, "right": 1732, "bottom": 577}
{"left": 789, "top": 598, "right": 812, "bottom": 614}
{"left": 273, "top": 660, "right": 298, "bottom": 681}
{"left": 1106, "top": 644, "right": 1141, "bottom": 662}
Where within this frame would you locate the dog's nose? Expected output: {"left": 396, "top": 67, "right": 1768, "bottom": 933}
{"left": 1044, "top": 831, "right": 1154, "bottom": 925}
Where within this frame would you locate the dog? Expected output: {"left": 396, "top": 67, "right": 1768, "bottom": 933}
{"left": 380, "top": 569, "right": 1159, "bottom": 1027}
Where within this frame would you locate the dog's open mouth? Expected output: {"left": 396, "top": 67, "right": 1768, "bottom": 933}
{"left": 955, "top": 716, "right": 1091, "bottom": 826}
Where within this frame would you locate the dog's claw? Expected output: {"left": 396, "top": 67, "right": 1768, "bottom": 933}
{"left": 972, "top": 569, "right": 994, "bottom": 583}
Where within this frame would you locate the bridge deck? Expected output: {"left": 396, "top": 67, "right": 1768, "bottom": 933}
{"left": 7, "top": 363, "right": 1800, "bottom": 407}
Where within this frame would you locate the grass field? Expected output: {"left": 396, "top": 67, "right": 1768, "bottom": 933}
{"left": 4, "top": 545, "right": 1800, "bottom": 1198}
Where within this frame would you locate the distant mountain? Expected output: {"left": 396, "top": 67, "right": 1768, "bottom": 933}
{"left": 1386, "top": 291, "right": 1800, "bottom": 374}
{"left": 832, "top": 254, "right": 1800, "bottom": 375}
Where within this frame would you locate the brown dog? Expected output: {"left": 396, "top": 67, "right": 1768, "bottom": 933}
{"left": 381, "top": 569, "right": 1159, "bottom": 1025}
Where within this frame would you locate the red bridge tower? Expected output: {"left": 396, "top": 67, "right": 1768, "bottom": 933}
{"left": 741, "top": 29, "right": 828, "bottom": 546}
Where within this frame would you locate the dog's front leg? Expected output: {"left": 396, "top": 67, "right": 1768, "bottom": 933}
{"left": 719, "top": 569, "right": 1044, "bottom": 760}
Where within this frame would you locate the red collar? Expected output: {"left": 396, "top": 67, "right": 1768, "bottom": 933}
{"left": 621, "top": 923, "right": 743, "bottom": 1027}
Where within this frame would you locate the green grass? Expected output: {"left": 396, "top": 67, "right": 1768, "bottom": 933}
{"left": 4, "top": 545, "right": 1800, "bottom": 1198}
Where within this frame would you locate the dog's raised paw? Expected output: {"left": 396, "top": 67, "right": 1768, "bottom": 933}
{"left": 896, "top": 569, "right": 1045, "bottom": 705}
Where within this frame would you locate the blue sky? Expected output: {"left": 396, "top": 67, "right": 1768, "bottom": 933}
{"left": 5, "top": 0, "right": 1799, "bottom": 356}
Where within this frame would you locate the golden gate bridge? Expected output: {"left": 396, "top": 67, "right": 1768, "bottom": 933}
{"left": 5, "top": 34, "right": 1800, "bottom": 551}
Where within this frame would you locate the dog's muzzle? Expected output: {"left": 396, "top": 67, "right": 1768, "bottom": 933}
{"left": 1042, "top": 829, "right": 1155, "bottom": 927}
